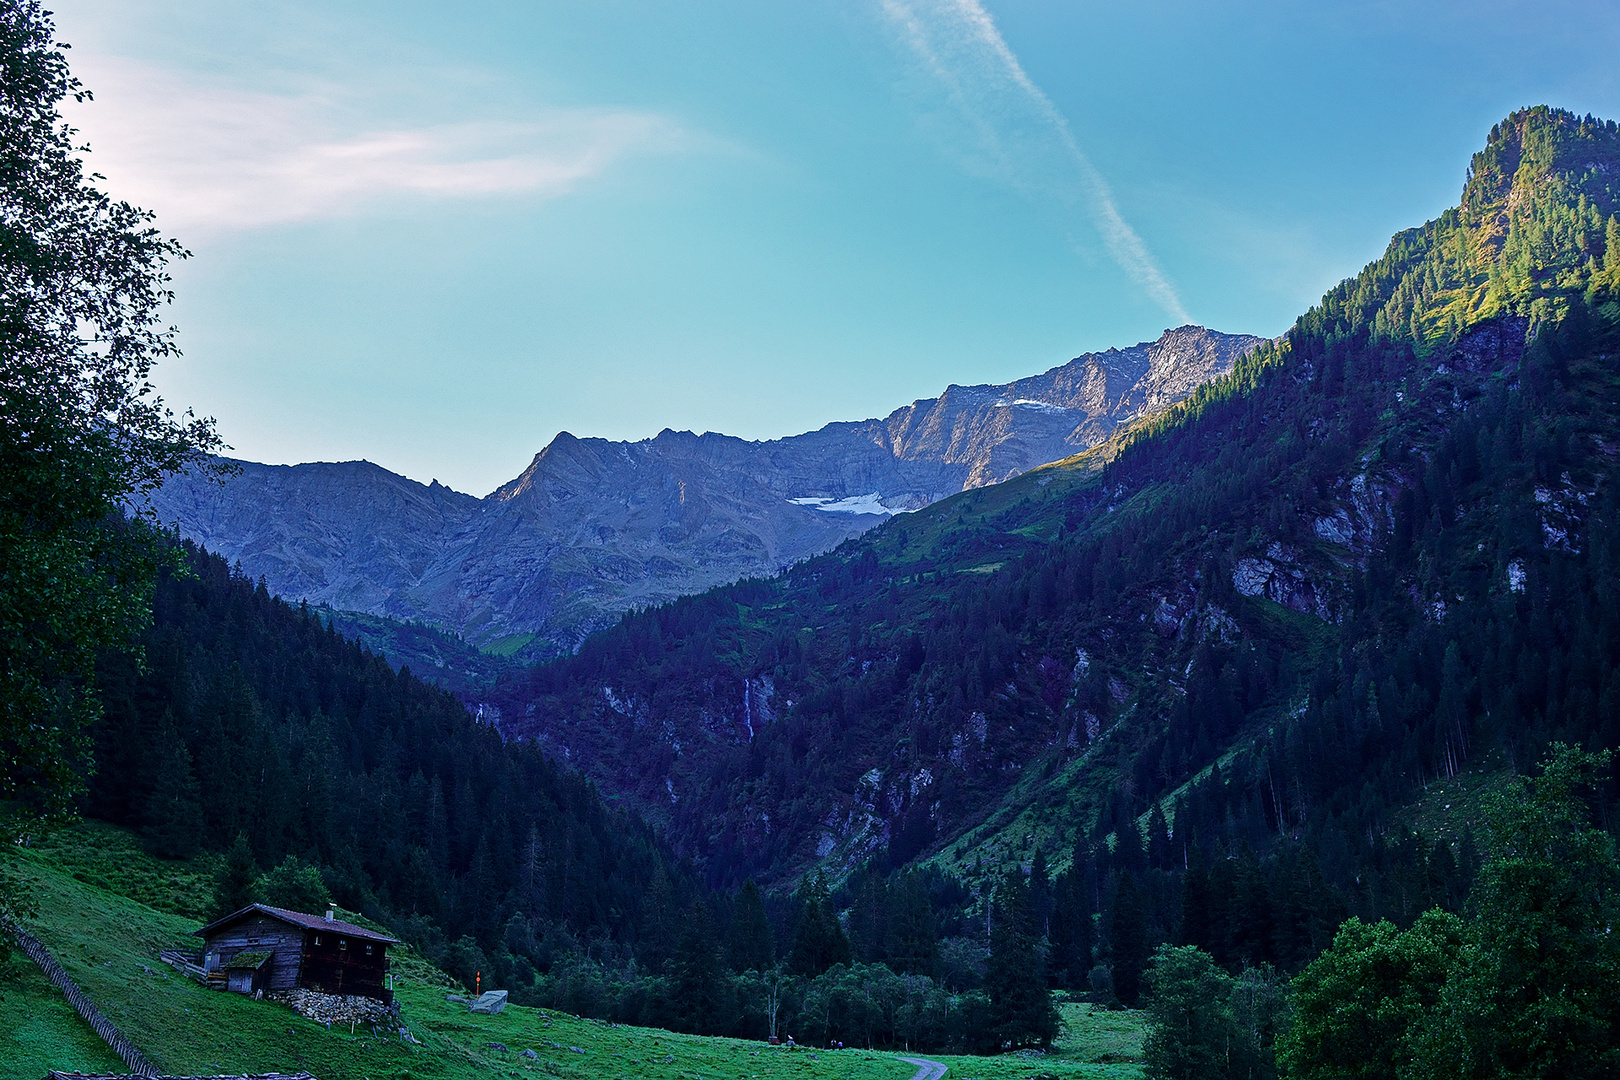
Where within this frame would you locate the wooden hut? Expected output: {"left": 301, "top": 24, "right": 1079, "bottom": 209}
{"left": 197, "top": 904, "right": 399, "bottom": 1002}
{"left": 222, "top": 950, "right": 270, "bottom": 994}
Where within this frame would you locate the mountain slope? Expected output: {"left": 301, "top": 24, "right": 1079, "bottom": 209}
{"left": 4, "top": 826, "right": 942, "bottom": 1080}
{"left": 489, "top": 107, "right": 1620, "bottom": 914}
{"left": 145, "top": 326, "right": 1260, "bottom": 659}
{"left": 87, "top": 539, "right": 709, "bottom": 989}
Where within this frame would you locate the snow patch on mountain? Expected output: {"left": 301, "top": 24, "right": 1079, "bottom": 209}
{"left": 789, "top": 493, "right": 899, "bottom": 516}
{"left": 998, "top": 399, "right": 1075, "bottom": 413}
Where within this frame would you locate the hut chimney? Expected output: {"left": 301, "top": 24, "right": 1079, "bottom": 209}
{"left": 325, "top": 904, "right": 336, "bottom": 922}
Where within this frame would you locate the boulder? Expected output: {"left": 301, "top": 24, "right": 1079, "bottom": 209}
{"left": 468, "top": 990, "right": 508, "bottom": 1015}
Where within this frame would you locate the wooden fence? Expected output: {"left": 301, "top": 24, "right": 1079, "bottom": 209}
{"left": 160, "top": 947, "right": 209, "bottom": 983}
{"left": 7, "top": 920, "right": 157, "bottom": 1076}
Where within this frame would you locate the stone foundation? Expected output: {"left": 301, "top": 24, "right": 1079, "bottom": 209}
{"left": 269, "top": 988, "right": 397, "bottom": 1025}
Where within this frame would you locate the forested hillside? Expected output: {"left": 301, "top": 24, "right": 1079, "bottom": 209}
{"left": 79, "top": 543, "right": 1078, "bottom": 1051}
{"left": 88, "top": 542, "right": 707, "bottom": 992}
{"left": 490, "top": 106, "right": 1620, "bottom": 1000}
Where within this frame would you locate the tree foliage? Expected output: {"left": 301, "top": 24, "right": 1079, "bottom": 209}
{"left": 1279, "top": 746, "right": 1620, "bottom": 1079}
{"left": 727, "top": 878, "right": 774, "bottom": 973}
{"left": 1143, "top": 945, "right": 1237, "bottom": 1080}
{"left": 786, "top": 872, "right": 851, "bottom": 977}
{"left": 1144, "top": 945, "right": 1286, "bottom": 1080}
{"left": 1409, "top": 746, "right": 1620, "bottom": 1079}
{"left": 983, "top": 870, "right": 1058, "bottom": 1049}
{"left": 254, "top": 855, "right": 330, "bottom": 914}
{"left": 1277, "top": 911, "right": 1463, "bottom": 1080}
{"left": 0, "top": 0, "right": 220, "bottom": 836}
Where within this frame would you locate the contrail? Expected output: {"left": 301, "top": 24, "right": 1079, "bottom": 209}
{"left": 880, "top": 0, "right": 1190, "bottom": 325}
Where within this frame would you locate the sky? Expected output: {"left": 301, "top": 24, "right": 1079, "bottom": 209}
{"left": 53, "top": 0, "right": 1620, "bottom": 495}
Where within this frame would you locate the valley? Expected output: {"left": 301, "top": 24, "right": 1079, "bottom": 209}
{"left": 1, "top": 821, "right": 1146, "bottom": 1080}
{"left": 6, "top": 0, "right": 1620, "bottom": 1068}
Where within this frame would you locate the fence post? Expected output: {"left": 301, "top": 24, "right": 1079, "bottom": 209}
{"left": 5, "top": 920, "right": 158, "bottom": 1077}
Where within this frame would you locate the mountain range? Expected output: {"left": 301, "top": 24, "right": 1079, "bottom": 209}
{"left": 145, "top": 324, "right": 1261, "bottom": 659}
{"left": 83, "top": 105, "right": 1620, "bottom": 1055}
{"left": 486, "top": 106, "right": 1620, "bottom": 894}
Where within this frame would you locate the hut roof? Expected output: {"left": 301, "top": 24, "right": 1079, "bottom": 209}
{"left": 223, "top": 950, "right": 271, "bottom": 970}
{"left": 196, "top": 904, "right": 400, "bottom": 945}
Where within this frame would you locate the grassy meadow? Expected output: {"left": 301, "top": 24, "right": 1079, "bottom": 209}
{"left": 3, "top": 823, "right": 1146, "bottom": 1080}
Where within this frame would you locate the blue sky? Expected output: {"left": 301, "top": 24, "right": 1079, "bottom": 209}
{"left": 56, "top": 0, "right": 1620, "bottom": 494}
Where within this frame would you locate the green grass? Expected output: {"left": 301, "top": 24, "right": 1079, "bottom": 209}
{"left": 403, "top": 988, "right": 909, "bottom": 1080}
{"left": 0, "top": 952, "right": 127, "bottom": 1078}
{"left": 484, "top": 632, "right": 538, "bottom": 658}
{"left": 1051, "top": 1002, "right": 1145, "bottom": 1065}
{"left": 929, "top": 1003, "right": 1145, "bottom": 1080}
{"left": 30, "top": 819, "right": 216, "bottom": 920}
{"left": 1400, "top": 754, "right": 1515, "bottom": 849}
{"left": 3, "top": 823, "right": 1144, "bottom": 1080}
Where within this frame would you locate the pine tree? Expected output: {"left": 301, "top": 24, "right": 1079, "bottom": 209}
{"left": 788, "top": 873, "right": 852, "bottom": 977}
{"left": 641, "top": 868, "right": 678, "bottom": 972}
{"left": 1028, "top": 850, "right": 1053, "bottom": 933}
{"left": 1048, "top": 866, "right": 1092, "bottom": 989}
{"left": 142, "top": 710, "right": 202, "bottom": 859}
{"left": 1147, "top": 805, "right": 1173, "bottom": 869}
{"left": 887, "top": 872, "right": 939, "bottom": 976}
{"left": 211, "top": 832, "right": 260, "bottom": 917}
{"left": 1592, "top": 215, "right": 1620, "bottom": 299}
{"left": 1110, "top": 872, "right": 1150, "bottom": 1006}
{"left": 985, "top": 871, "right": 1059, "bottom": 1049}
{"left": 847, "top": 873, "right": 888, "bottom": 963}
{"left": 1114, "top": 818, "right": 1148, "bottom": 877}
{"left": 728, "top": 879, "right": 774, "bottom": 973}
{"left": 1176, "top": 856, "right": 1214, "bottom": 954}
{"left": 670, "top": 900, "right": 726, "bottom": 1034}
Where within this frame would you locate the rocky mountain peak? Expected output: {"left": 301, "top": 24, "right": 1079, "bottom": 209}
{"left": 145, "top": 326, "right": 1263, "bottom": 658}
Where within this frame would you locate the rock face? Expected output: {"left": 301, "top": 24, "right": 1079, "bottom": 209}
{"left": 145, "top": 325, "right": 1262, "bottom": 657}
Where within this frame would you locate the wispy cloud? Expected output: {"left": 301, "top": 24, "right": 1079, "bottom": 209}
{"left": 63, "top": 54, "right": 686, "bottom": 237}
{"left": 880, "top": 0, "right": 1190, "bottom": 324}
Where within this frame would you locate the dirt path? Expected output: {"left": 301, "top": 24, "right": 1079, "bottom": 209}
{"left": 897, "top": 1055, "right": 947, "bottom": 1080}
